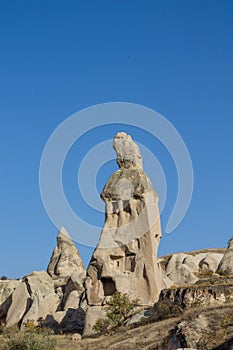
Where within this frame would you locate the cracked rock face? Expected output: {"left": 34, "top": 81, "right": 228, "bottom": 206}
{"left": 83, "top": 132, "right": 163, "bottom": 334}
{"left": 5, "top": 271, "right": 59, "bottom": 328}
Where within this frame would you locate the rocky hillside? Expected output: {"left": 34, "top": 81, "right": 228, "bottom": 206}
{"left": 52, "top": 304, "right": 233, "bottom": 349}
{"left": 1, "top": 133, "right": 232, "bottom": 348}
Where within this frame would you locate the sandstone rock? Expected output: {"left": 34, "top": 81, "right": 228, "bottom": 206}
{"left": 0, "top": 279, "right": 21, "bottom": 305}
{"left": 84, "top": 306, "right": 106, "bottom": 336}
{"left": 0, "top": 279, "right": 21, "bottom": 317}
{"left": 163, "top": 250, "right": 224, "bottom": 286}
{"left": 159, "top": 283, "right": 233, "bottom": 308}
{"left": 199, "top": 253, "right": 222, "bottom": 272}
{"left": 21, "top": 271, "right": 59, "bottom": 327}
{"left": 165, "top": 254, "right": 199, "bottom": 285}
{"left": 47, "top": 227, "right": 86, "bottom": 287}
{"left": 63, "top": 290, "right": 80, "bottom": 310}
{"left": 5, "top": 271, "right": 60, "bottom": 328}
{"left": 6, "top": 282, "right": 31, "bottom": 327}
{"left": 113, "top": 132, "right": 142, "bottom": 169}
{"left": 83, "top": 132, "right": 163, "bottom": 334}
{"left": 62, "top": 271, "right": 86, "bottom": 310}
{"left": 217, "top": 238, "right": 233, "bottom": 274}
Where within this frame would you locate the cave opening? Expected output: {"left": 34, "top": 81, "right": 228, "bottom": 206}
{"left": 101, "top": 277, "right": 116, "bottom": 296}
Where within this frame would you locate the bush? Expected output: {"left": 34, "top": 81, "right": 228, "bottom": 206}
{"left": 0, "top": 328, "right": 56, "bottom": 350}
{"left": 93, "top": 292, "right": 138, "bottom": 333}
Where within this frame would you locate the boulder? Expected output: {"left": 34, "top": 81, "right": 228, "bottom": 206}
{"left": 6, "top": 282, "right": 31, "bottom": 327}
{"left": 163, "top": 250, "right": 224, "bottom": 286}
{"left": 21, "top": 271, "right": 59, "bottom": 327}
{"left": 217, "top": 238, "right": 233, "bottom": 275}
{"left": 0, "top": 279, "right": 21, "bottom": 317}
{"left": 199, "top": 253, "right": 222, "bottom": 272}
{"left": 62, "top": 271, "right": 86, "bottom": 310}
{"left": 5, "top": 271, "right": 60, "bottom": 328}
{"left": 84, "top": 306, "right": 106, "bottom": 336}
{"left": 165, "top": 254, "right": 199, "bottom": 285}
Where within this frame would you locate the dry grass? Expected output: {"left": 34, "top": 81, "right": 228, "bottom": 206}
{"left": 53, "top": 304, "right": 233, "bottom": 350}
{"left": 1, "top": 304, "right": 232, "bottom": 349}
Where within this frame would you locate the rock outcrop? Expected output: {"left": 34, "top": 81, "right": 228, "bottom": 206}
{"left": 0, "top": 228, "right": 86, "bottom": 333}
{"left": 21, "top": 271, "right": 60, "bottom": 328}
{"left": 5, "top": 271, "right": 60, "bottom": 328}
{"left": 6, "top": 282, "right": 31, "bottom": 327}
{"left": 83, "top": 132, "right": 163, "bottom": 334}
{"left": 159, "top": 249, "right": 225, "bottom": 286}
{"left": 159, "top": 281, "right": 233, "bottom": 308}
{"left": 47, "top": 226, "right": 86, "bottom": 287}
{"left": 0, "top": 279, "right": 21, "bottom": 318}
{"left": 217, "top": 237, "right": 233, "bottom": 275}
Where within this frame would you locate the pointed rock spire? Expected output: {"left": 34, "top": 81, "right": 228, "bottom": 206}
{"left": 47, "top": 227, "right": 85, "bottom": 286}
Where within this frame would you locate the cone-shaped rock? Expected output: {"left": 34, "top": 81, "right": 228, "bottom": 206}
{"left": 47, "top": 227, "right": 86, "bottom": 286}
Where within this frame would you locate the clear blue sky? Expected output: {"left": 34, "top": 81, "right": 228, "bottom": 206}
{"left": 0, "top": 0, "right": 232, "bottom": 278}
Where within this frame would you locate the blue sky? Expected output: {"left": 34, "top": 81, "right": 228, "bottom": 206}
{"left": 0, "top": 0, "right": 232, "bottom": 278}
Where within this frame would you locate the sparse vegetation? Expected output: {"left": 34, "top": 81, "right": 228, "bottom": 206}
{"left": 93, "top": 292, "right": 138, "bottom": 334}
{"left": 0, "top": 326, "right": 56, "bottom": 350}
{"left": 149, "top": 298, "right": 183, "bottom": 322}
{"left": 198, "top": 268, "right": 213, "bottom": 276}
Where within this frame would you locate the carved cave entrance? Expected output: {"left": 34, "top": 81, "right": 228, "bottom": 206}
{"left": 101, "top": 277, "right": 116, "bottom": 296}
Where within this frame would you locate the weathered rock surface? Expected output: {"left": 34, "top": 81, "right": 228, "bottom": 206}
{"left": 0, "top": 279, "right": 21, "bottom": 317}
{"left": 159, "top": 281, "right": 233, "bottom": 308}
{"left": 21, "top": 270, "right": 60, "bottom": 327}
{"left": 113, "top": 132, "right": 142, "bottom": 169}
{"left": 84, "top": 305, "right": 106, "bottom": 335}
{"left": 83, "top": 132, "right": 163, "bottom": 334}
{"left": 47, "top": 227, "right": 86, "bottom": 288}
{"left": 6, "top": 282, "right": 31, "bottom": 327}
{"left": 160, "top": 249, "right": 224, "bottom": 286}
{"left": 5, "top": 271, "right": 60, "bottom": 328}
{"left": 46, "top": 308, "right": 85, "bottom": 333}
{"left": 62, "top": 271, "right": 86, "bottom": 310}
{"left": 1, "top": 228, "right": 86, "bottom": 333}
{"left": 217, "top": 237, "right": 233, "bottom": 275}
{"left": 172, "top": 306, "right": 233, "bottom": 349}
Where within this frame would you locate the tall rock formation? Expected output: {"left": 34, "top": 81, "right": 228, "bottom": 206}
{"left": 47, "top": 227, "right": 86, "bottom": 312}
{"left": 83, "top": 132, "right": 163, "bottom": 333}
{"left": 47, "top": 226, "right": 86, "bottom": 289}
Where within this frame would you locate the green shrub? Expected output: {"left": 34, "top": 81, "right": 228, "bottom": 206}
{"left": 92, "top": 318, "right": 110, "bottom": 334}
{"left": 93, "top": 292, "right": 138, "bottom": 333}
